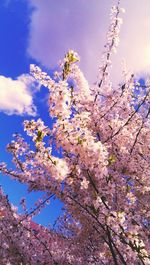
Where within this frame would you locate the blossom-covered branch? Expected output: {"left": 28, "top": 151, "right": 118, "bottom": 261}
{"left": 0, "top": 1, "right": 150, "bottom": 264}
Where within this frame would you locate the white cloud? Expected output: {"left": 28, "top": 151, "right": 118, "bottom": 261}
{"left": 27, "top": 0, "right": 150, "bottom": 84}
{"left": 0, "top": 74, "right": 38, "bottom": 116}
{"left": 27, "top": 0, "right": 114, "bottom": 82}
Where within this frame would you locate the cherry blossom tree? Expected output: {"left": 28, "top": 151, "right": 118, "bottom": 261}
{"left": 0, "top": 1, "right": 150, "bottom": 264}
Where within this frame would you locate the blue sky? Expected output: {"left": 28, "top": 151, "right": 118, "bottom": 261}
{"left": 0, "top": 0, "right": 62, "bottom": 226}
{"left": 0, "top": 0, "right": 150, "bottom": 226}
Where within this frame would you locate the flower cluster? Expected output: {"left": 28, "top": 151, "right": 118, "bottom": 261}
{"left": 0, "top": 1, "right": 150, "bottom": 264}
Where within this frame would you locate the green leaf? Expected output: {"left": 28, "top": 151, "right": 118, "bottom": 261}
{"left": 36, "top": 131, "right": 43, "bottom": 142}
{"left": 108, "top": 154, "right": 116, "bottom": 165}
